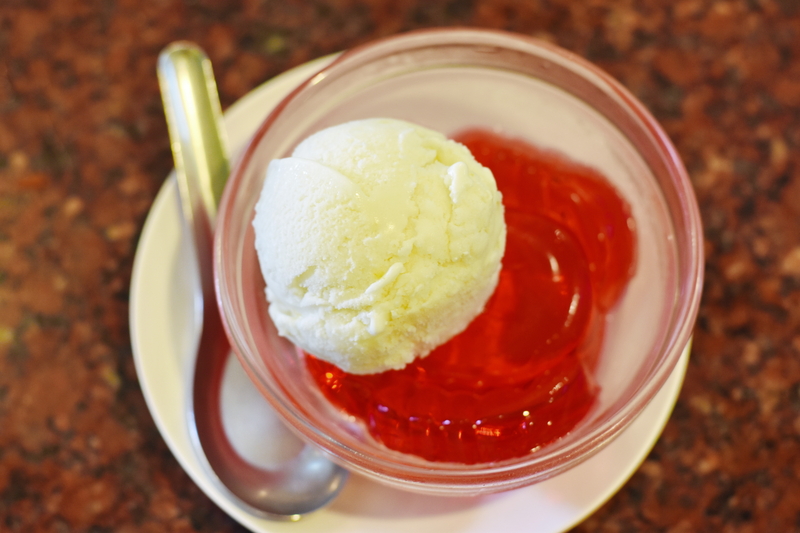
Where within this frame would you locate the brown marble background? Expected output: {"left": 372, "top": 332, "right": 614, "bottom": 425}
{"left": 2, "top": 0, "right": 800, "bottom": 531}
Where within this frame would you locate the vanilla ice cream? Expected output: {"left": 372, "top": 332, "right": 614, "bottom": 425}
{"left": 253, "top": 118, "right": 506, "bottom": 374}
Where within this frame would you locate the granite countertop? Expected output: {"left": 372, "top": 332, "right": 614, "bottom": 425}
{"left": 2, "top": 1, "right": 800, "bottom": 531}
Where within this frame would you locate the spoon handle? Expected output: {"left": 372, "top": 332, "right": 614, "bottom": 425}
{"left": 157, "top": 42, "right": 229, "bottom": 269}
{"left": 158, "top": 42, "right": 229, "bottom": 218}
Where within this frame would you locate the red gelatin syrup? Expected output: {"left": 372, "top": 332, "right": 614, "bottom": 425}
{"left": 305, "top": 129, "right": 637, "bottom": 464}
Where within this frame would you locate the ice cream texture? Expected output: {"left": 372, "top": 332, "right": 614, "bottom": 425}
{"left": 253, "top": 118, "right": 506, "bottom": 374}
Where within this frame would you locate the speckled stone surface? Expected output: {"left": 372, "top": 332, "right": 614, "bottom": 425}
{"left": 2, "top": 1, "right": 800, "bottom": 531}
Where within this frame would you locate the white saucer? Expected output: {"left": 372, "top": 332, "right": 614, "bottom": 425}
{"left": 130, "top": 55, "right": 690, "bottom": 533}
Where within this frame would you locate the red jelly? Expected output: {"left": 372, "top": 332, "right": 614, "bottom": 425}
{"left": 305, "top": 129, "right": 637, "bottom": 464}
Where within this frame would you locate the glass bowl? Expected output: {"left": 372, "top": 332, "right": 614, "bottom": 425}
{"left": 214, "top": 28, "right": 704, "bottom": 496}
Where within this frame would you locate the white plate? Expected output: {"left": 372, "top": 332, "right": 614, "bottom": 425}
{"left": 130, "top": 56, "right": 690, "bottom": 533}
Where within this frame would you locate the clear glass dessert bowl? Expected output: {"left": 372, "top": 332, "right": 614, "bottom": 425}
{"left": 214, "top": 28, "right": 704, "bottom": 496}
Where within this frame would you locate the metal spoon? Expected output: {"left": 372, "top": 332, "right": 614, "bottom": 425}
{"left": 157, "top": 41, "right": 348, "bottom": 520}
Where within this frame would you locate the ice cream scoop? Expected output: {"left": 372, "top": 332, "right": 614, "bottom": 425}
{"left": 253, "top": 118, "right": 506, "bottom": 374}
